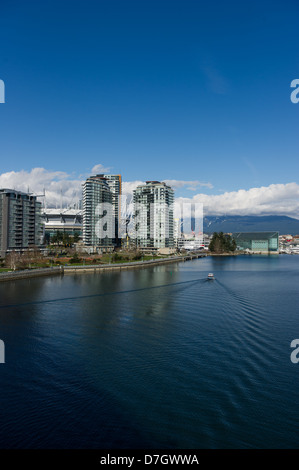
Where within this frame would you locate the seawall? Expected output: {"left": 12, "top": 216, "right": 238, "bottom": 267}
{"left": 0, "top": 254, "right": 207, "bottom": 282}
{"left": 0, "top": 266, "right": 63, "bottom": 282}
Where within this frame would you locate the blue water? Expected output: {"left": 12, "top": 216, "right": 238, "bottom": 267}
{"left": 0, "top": 255, "right": 299, "bottom": 449}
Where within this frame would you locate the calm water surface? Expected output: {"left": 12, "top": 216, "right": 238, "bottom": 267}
{"left": 0, "top": 255, "right": 299, "bottom": 449}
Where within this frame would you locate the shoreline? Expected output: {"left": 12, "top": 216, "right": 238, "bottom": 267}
{"left": 0, "top": 250, "right": 285, "bottom": 283}
{"left": 0, "top": 253, "right": 207, "bottom": 282}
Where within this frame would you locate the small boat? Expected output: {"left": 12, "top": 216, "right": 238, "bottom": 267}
{"left": 207, "top": 273, "right": 215, "bottom": 280}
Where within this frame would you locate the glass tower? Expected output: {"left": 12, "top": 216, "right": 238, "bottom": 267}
{"left": 133, "top": 181, "right": 174, "bottom": 249}
{"left": 82, "top": 176, "right": 113, "bottom": 249}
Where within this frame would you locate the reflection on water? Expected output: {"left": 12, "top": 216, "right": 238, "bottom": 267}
{"left": 0, "top": 255, "right": 299, "bottom": 448}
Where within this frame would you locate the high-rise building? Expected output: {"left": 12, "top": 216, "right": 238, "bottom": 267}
{"left": 133, "top": 181, "right": 174, "bottom": 249}
{"left": 82, "top": 175, "right": 113, "bottom": 251}
{"left": 97, "top": 174, "right": 121, "bottom": 245}
{"left": 0, "top": 189, "right": 43, "bottom": 258}
{"left": 173, "top": 217, "right": 182, "bottom": 248}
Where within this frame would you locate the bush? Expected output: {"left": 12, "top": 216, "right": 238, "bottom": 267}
{"left": 69, "top": 253, "right": 81, "bottom": 264}
{"left": 112, "top": 253, "right": 120, "bottom": 262}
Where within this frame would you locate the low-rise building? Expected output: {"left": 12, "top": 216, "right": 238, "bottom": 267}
{"left": 232, "top": 231, "right": 279, "bottom": 253}
{"left": 41, "top": 208, "right": 82, "bottom": 240}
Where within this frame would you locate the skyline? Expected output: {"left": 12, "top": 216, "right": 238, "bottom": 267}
{"left": 0, "top": 167, "right": 299, "bottom": 219}
{"left": 0, "top": 0, "right": 299, "bottom": 216}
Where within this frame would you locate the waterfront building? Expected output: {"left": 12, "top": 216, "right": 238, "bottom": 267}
{"left": 173, "top": 217, "right": 182, "bottom": 249}
{"left": 98, "top": 174, "right": 121, "bottom": 245}
{"left": 232, "top": 231, "right": 279, "bottom": 253}
{"left": 133, "top": 181, "right": 174, "bottom": 250}
{"left": 41, "top": 208, "right": 82, "bottom": 241}
{"left": 0, "top": 189, "right": 43, "bottom": 258}
{"left": 177, "top": 236, "right": 206, "bottom": 251}
{"left": 82, "top": 175, "right": 113, "bottom": 253}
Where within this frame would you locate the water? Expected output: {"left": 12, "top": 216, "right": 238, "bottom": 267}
{"left": 0, "top": 255, "right": 299, "bottom": 449}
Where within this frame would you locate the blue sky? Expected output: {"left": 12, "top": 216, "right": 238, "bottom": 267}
{"left": 0, "top": 0, "right": 299, "bottom": 214}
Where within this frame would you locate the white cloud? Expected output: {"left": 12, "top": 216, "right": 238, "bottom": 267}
{"left": 0, "top": 168, "right": 298, "bottom": 219}
{"left": 176, "top": 183, "right": 299, "bottom": 218}
{"left": 91, "top": 163, "right": 111, "bottom": 174}
{"left": 121, "top": 180, "right": 144, "bottom": 200}
{"left": 0, "top": 168, "right": 83, "bottom": 208}
{"left": 121, "top": 180, "right": 213, "bottom": 201}
{"left": 162, "top": 180, "right": 213, "bottom": 190}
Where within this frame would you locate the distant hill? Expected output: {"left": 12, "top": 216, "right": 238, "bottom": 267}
{"left": 203, "top": 215, "right": 299, "bottom": 235}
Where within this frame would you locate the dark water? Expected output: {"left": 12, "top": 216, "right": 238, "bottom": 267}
{"left": 0, "top": 255, "right": 299, "bottom": 449}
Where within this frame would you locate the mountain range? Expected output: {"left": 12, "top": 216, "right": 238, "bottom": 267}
{"left": 203, "top": 216, "right": 299, "bottom": 235}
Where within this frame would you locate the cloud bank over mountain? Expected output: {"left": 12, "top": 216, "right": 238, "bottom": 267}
{"left": 175, "top": 183, "right": 299, "bottom": 219}
{"left": 0, "top": 168, "right": 298, "bottom": 219}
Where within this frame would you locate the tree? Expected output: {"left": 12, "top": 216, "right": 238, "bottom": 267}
{"left": 62, "top": 233, "right": 71, "bottom": 246}
{"left": 209, "top": 232, "right": 236, "bottom": 253}
{"left": 51, "top": 230, "right": 64, "bottom": 245}
{"left": 5, "top": 251, "right": 21, "bottom": 270}
{"left": 73, "top": 233, "right": 80, "bottom": 243}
